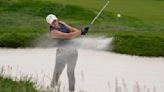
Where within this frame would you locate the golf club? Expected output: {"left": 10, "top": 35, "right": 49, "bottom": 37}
{"left": 89, "top": 0, "right": 110, "bottom": 26}
{"left": 81, "top": 0, "right": 110, "bottom": 35}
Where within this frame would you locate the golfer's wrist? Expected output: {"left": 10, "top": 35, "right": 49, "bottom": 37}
{"left": 81, "top": 30, "right": 86, "bottom": 35}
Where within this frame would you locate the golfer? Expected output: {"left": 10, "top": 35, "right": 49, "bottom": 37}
{"left": 46, "top": 14, "right": 88, "bottom": 92}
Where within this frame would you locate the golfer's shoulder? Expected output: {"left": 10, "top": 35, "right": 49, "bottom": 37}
{"left": 59, "top": 21, "right": 66, "bottom": 25}
{"left": 59, "top": 21, "right": 72, "bottom": 29}
{"left": 59, "top": 21, "right": 70, "bottom": 27}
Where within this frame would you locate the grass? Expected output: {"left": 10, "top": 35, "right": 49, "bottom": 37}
{"left": 53, "top": 0, "right": 164, "bottom": 25}
{"left": 0, "top": 0, "right": 164, "bottom": 57}
{"left": 0, "top": 28, "right": 45, "bottom": 48}
{"left": 112, "top": 34, "right": 164, "bottom": 56}
{"left": 89, "top": 30, "right": 164, "bottom": 56}
{"left": 0, "top": 76, "right": 38, "bottom": 92}
{"left": 0, "top": 67, "right": 38, "bottom": 92}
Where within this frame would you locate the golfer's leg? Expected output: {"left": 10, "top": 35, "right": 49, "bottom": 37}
{"left": 51, "top": 61, "right": 65, "bottom": 87}
{"left": 51, "top": 62, "right": 65, "bottom": 87}
{"left": 67, "top": 49, "right": 78, "bottom": 91}
{"left": 51, "top": 48, "right": 66, "bottom": 87}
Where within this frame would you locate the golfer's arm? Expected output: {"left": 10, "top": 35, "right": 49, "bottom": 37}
{"left": 50, "top": 30, "right": 81, "bottom": 39}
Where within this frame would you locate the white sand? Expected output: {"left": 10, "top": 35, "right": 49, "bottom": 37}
{"left": 0, "top": 48, "right": 164, "bottom": 92}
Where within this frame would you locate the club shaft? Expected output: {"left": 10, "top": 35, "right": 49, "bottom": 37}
{"left": 89, "top": 0, "right": 110, "bottom": 26}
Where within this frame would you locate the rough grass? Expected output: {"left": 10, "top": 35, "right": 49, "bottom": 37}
{"left": 0, "top": 76, "right": 38, "bottom": 92}
{"left": 0, "top": 70, "right": 38, "bottom": 92}
{"left": 110, "top": 31, "right": 164, "bottom": 56}
{"left": 112, "top": 34, "right": 164, "bottom": 56}
{"left": 0, "top": 28, "right": 45, "bottom": 48}
{"left": 0, "top": 67, "right": 39, "bottom": 92}
{"left": 89, "top": 30, "right": 164, "bottom": 57}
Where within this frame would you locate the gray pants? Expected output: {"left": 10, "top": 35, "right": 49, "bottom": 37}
{"left": 51, "top": 45, "right": 78, "bottom": 91}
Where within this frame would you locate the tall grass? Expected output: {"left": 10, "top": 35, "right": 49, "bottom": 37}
{"left": 0, "top": 67, "right": 38, "bottom": 92}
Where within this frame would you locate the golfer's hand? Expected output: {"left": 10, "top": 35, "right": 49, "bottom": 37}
{"left": 81, "top": 26, "right": 89, "bottom": 35}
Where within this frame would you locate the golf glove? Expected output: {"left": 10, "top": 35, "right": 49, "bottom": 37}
{"left": 81, "top": 26, "right": 89, "bottom": 35}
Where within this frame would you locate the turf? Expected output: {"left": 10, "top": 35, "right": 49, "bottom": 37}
{"left": 53, "top": 0, "right": 164, "bottom": 25}
{"left": 0, "top": 75, "right": 38, "bottom": 92}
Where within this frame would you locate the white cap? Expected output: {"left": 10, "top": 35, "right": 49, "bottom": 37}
{"left": 46, "top": 14, "right": 58, "bottom": 24}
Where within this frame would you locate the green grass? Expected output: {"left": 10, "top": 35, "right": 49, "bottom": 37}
{"left": 53, "top": 0, "right": 164, "bottom": 25}
{"left": 0, "top": 75, "right": 38, "bottom": 92}
{"left": 0, "top": 67, "right": 38, "bottom": 92}
{"left": 111, "top": 31, "right": 164, "bottom": 56}
{"left": 110, "top": 0, "right": 164, "bottom": 25}
{"left": 0, "top": 28, "right": 44, "bottom": 48}
{"left": 89, "top": 30, "right": 164, "bottom": 57}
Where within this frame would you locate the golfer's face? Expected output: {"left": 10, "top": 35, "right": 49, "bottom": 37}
{"left": 51, "top": 20, "right": 59, "bottom": 28}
